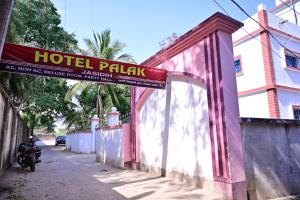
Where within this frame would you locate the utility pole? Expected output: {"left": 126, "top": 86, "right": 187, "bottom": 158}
{"left": 0, "top": 0, "right": 14, "bottom": 60}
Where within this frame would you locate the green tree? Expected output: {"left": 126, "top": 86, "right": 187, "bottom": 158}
{"left": 21, "top": 78, "right": 70, "bottom": 134}
{"left": 66, "top": 30, "right": 134, "bottom": 121}
{"left": 1, "top": 0, "right": 79, "bottom": 108}
{"left": 0, "top": 73, "right": 35, "bottom": 107}
{"left": 63, "top": 85, "right": 97, "bottom": 131}
{"left": 6, "top": 0, "right": 78, "bottom": 52}
{"left": 0, "top": 0, "right": 81, "bottom": 133}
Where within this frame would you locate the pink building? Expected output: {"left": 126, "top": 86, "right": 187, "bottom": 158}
{"left": 233, "top": 1, "right": 300, "bottom": 119}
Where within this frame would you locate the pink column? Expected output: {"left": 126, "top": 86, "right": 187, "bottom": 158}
{"left": 204, "top": 31, "right": 246, "bottom": 199}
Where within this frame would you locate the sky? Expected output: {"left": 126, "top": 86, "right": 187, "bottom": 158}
{"left": 51, "top": 0, "right": 276, "bottom": 64}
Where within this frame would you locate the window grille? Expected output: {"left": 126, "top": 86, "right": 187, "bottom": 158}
{"left": 294, "top": 108, "right": 300, "bottom": 120}
{"left": 234, "top": 59, "right": 241, "bottom": 73}
{"left": 286, "top": 55, "right": 299, "bottom": 68}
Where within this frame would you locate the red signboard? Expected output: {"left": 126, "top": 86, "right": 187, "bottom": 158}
{"left": 0, "top": 43, "right": 167, "bottom": 89}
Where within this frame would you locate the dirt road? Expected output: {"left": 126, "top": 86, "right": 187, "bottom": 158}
{"left": 0, "top": 146, "right": 222, "bottom": 200}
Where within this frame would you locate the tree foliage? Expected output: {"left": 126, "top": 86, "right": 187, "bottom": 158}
{"left": 6, "top": 0, "right": 78, "bottom": 52}
{"left": 63, "top": 85, "right": 97, "bottom": 131}
{"left": 0, "top": 73, "right": 35, "bottom": 107}
{"left": 2, "top": 0, "right": 79, "bottom": 107}
{"left": 21, "top": 78, "right": 70, "bottom": 133}
{"left": 1, "top": 0, "right": 79, "bottom": 133}
{"left": 65, "top": 30, "right": 134, "bottom": 123}
{"left": 1, "top": 0, "right": 134, "bottom": 133}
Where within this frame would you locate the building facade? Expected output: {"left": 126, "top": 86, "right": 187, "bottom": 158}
{"left": 233, "top": 0, "right": 300, "bottom": 119}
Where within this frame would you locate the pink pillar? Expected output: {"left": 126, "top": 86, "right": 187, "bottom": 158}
{"left": 130, "top": 87, "right": 138, "bottom": 167}
{"left": 204, "top": 30, "right": 246, "bottom": 199}
{"left": 130, "top": 13, "right": 246, "bottom": 199}
{"left": 123, "top": 123, "right": 132, "bottom": 163}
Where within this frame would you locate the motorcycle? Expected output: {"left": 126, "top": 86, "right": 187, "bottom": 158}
{"left": 17, "top": 137, "right": 41, "bottom": 172}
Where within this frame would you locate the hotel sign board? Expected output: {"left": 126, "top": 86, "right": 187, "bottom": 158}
{"left": 0, "top": 43, "right": 167, "bottom": 89}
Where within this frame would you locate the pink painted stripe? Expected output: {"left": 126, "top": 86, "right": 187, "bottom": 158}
{"left": 205, "top": 36, "right": 220, "bottom": 177}
{"left": 205, "top": 32, "right": 229, "bottom": 182}
{"left": 214, "top": 31, "right": 229, "bottom": 179}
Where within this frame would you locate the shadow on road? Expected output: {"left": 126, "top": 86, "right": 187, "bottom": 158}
{"left": 0, "top": 146, "right": 222, "bottom": 200}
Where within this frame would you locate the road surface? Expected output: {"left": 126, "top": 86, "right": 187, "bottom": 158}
{"left": 0, "top": 145, "right": 222, "bottom": 200}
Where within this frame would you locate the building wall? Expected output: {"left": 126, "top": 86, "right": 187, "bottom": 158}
{"left": 274, "top": 0, "right": 300, "bottom": 25}
{"left": 232, "top": 14, "right": 260, "bottom": 42}
{"left": 241, "top": 118, "right": 300, "bottom": 200}
{"left": 233, "top": 6, "right": 300, "bottom": 119}
{"left": 270, "top": 34, "right": 300, "bottom": 88}
{"left": 269, "top": 11, "right": 300, "bottom": 37}
{"left": 234, "top": 36, "right": 266, "bottom": 92}
{"left": 278, "top": 89, "right": 300, "bottom": 119}
{"left": 238, "top": 92, "right": 270, "bottom": 118}
{"left": 139, "top": 80, "right": 213, "bottom": 184}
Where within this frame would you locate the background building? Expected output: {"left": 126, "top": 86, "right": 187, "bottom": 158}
{"left": 233, "top": 0, "right": 300, "bottom": 119}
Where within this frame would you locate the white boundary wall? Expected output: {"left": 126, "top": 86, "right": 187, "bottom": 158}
{"left": 95, "top": 127, "right": 124, "bottom": 167}
{"left": 139, "top": 80, "right": 214, "bottom": 185}
{"left": 66, "top": 131, "right": 95, "bottom": 154}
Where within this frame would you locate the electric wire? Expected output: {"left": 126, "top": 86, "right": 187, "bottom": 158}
{"left": 276, "top": 8, "right": 293, "bottom": 17}
{"left": 277, "top": 0, "right": 300, "bottom": 17}
{"left": 212, "top": 0, "right": 287, "bottom": 61}
{"left": 229, "top": 0, "right": 299, "bottom": 59}
{"left": 64, "top": 0, "right": 67, "bottom": 52}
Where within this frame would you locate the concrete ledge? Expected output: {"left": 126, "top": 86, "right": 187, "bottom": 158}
{"left": 96, "top": 155, "right": 124, "bottom": 169}
{"left": 96, "top": 125, "right": 122, "bottom": 131}
{"left": 68, "top": 130, "right": 92, "bottom": 134}
{"left": 214, "top": 180, "right": 247, "bottom": 200}
{"left": 240, "top": 117, "right": 300, "bottom": 126}
{"left": 140, "top": 163, "right": 214, "bottom": 192}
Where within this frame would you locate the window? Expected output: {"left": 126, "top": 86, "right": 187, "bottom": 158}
{"left": 286, "top": 55, "right": 299, "bottom": 68}
{"left": 293, "top": 107, "right": 300, "bottom": 120}
{"left": 285, "top": 48, "right": 300, "bottom": 69}
{"left": 234, "top": 59, "right": 241, "bottom": 73}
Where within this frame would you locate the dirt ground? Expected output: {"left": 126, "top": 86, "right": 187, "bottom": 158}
{"left": 0, "top": 146, "right": 223, "bottom": 200}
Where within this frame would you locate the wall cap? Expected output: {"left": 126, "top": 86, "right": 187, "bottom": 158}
{"left": 240, "top": 117, "right": 300, "bottom": 125}
{"left": 96, "top": 125, "right": 122, "bottom": 131}
{"left": 68, "top": 130, "right": 92, "bottom": 135}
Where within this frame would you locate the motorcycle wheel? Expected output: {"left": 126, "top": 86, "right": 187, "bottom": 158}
{"left": 17, "top": 154, "right": 28, "bottom": 168}
{"left": 29, "top": 156, "right": 36, "bottom": 172}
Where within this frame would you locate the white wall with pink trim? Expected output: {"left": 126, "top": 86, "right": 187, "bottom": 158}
{"left": 66, "top": 131, "right": 95, "bottom": 154}
{"left": 232, "top": 5, "right": 300, "bottom": 119}
{"left": 277, "top": 89, "right": 300, "bottom": 119}
{"left": 95, "top": 124, "right": 131, "bottom": 168}
{"left": 270, "top": 34, "right": 300, "bottom": 88}
{"left": 232, "top": 14, "right": 260, "bottom": 42}
{"left": 238, "top": 92, "right": 270, "bottom": 118}
{"left": 233, "top": 36, "right": 266, "bottom": 93}
{"left": 139, "top": 80, "right": 214, "bottom": 181}
{"left": 273, "top": 0, "right": 300, "bottom": 26}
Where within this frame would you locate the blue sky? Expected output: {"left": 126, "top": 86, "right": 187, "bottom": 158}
{"left": 51, "top": 0, "right": 275, "bottom": 63}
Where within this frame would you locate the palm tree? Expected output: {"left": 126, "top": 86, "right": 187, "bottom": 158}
{"left": 65, "top": 29, "right": 135, "bottom": 120}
